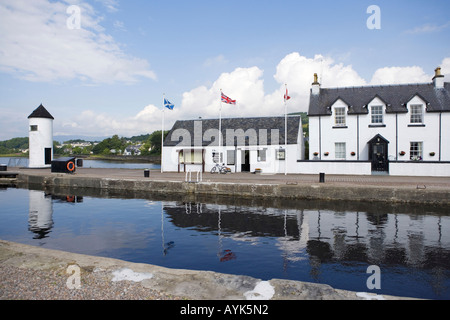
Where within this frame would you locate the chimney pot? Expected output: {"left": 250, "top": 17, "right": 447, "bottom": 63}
{"left": 311, "top": 73, "right": 320, "bottom": 95}
{"left": 435, "top": 67, "right": 442, "bottom": 77}
{"left": 433, "top": 67, "right": 444, "bottom": 89}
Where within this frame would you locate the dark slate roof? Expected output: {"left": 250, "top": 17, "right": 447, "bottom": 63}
{"left": 308, "top": 82, "right": 450, "bottom": 116}
{"left": 164, "top": 116, "right": 302, "bottom": 147}
{"left": 28, "top": 104, "right": 54, "bottom": 119}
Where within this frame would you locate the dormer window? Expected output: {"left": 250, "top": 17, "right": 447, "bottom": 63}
{"left": 371, "top": 105, "right": 383, "bottom": 124}
{"left": 410, "top": 104, "right": 423, "bottom": 124}
{"left": 334, "top": 107, "right": 346, "bottom": 127}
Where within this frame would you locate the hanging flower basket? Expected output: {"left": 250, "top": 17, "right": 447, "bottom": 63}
{"left": 324, "top": 152, "right": 329, "bottom": 156}
{"left": 350, "top": 152, "right": 356, "bottom": 156}
{"left": 429, "top": 152, "right": 435, "bottom": 157}
{"left": 313, "top": 152, "right": 319, "bottom": 156}
{"left": 399, "top": 151, "right": 406, "bottom": 156}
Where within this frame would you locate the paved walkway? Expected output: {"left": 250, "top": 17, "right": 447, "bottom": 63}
{"left": 14, "top": 167, "right": 450, "bottom": 190}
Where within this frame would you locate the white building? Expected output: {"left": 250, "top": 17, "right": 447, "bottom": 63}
{"left": 162, "top": 116, "right": 304, "bottom": 174}
{"left": 28, "top": 104, "right": 54, "bottom": 168}
{"left": 306, "top": 68, "right": 450, "bottom": 176}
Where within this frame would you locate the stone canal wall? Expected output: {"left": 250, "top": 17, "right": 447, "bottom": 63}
{"left": 16, "top": 171, "right": 450, "bottom": 205}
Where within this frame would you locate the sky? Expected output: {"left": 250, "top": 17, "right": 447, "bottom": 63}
{"left": 0, "top": 0, "right": 449, "bottom": 140}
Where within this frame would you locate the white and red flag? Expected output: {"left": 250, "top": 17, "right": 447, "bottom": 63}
{"left": 221, "top": 92, "right": 236, "bottom": 105}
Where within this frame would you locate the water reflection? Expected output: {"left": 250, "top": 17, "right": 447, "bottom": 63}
{"left": 18, "top": 187, "right": 450, "bottom": 299}
{"left": 164, "top": 201, "right": 449, "bottom": 297}
{"left": 27, "top": 190, "right": 82, "bottom": 239}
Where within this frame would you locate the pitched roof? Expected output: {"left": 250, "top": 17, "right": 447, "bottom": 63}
{"left": 164, "top": 116, "right": 302, "bottom": 147}
{"left": 28, "top": 104, "right": 54, "bottom": 119}
{"left": 308, "top": 82, "right": 450, "bottom": 116}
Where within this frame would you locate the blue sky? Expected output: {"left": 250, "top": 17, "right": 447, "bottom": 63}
{"left": 0, "top": 0, "right": 449, "bottom": 140}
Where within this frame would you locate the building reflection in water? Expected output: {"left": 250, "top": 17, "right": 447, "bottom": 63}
{"left": 28, "top": 190, "right": 82, "bottom": 239}
{"left": 164, "top": 201, "right": 449, "bottom": 296}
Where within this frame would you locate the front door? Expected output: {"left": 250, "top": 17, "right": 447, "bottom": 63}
{"left": 45, "top": 148, "right": 52, "bottom": 165}
{"left": 241, "top": 150, "right": 250, "bottom": 172}
{"left": 368, "top": 135, "right": 389, "bottom": 173}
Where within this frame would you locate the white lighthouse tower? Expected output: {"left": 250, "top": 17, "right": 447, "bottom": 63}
{"left": 28, "top": 104, "right": 54, "bottom": 168}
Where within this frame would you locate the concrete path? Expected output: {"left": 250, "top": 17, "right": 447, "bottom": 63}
{"left": 14, "top": 167, "right": 450, "bottom": 189}
{"left": 0, "top": 240, "right": 418, "bottom": 300}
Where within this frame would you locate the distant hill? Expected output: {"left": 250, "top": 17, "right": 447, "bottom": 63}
{"left": 54, "top": 135, "right": 109, "bottom": 143}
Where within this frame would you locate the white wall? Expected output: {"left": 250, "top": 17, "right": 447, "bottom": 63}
{"left": 297, "top": 161, "right": 372, "bottom": 175}
{"left": 390, "top": 162, "right": 450, "bottom": 177}
{"left": 29, "top": 117, "right": 53, "bottom": 168}
{"left": 162, "top": 144, "right": 302, "bottom": 174}
{"left": 309, "top": 96, "right": 447, "bottom": 163}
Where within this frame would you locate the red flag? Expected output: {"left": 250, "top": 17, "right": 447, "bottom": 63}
{"left": 284, "top": 88, "right": 291, "bottom": 102}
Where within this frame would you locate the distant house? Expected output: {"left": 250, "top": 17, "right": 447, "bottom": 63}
{"left": 123, "top": 145, "right": 142, "bottom": 156}
{"left": 162, "top": 116, "right": 304, "bottom": 173}
{"left": 307, "top": 68, "right": 450, "bottom": 176}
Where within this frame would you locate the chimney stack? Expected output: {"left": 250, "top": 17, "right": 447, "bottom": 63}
{"left": 311, "top": 73, "right": 320, "bottom": 95}
{"left": 433, "top": 67, "right": 444, "bottom": 89}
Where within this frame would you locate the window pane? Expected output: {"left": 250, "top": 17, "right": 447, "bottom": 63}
{"left": 410, "top": 105, "right": 423, "bottom": 123}
{"left": 410, "top": 142, "right": 423, "bottom": 160}
{"left": 371, "top": 106, "right": 383, "bottom": 124}
{"left": 335, "top": 142, "right": 346, "bottom": 159}
{"left": 258, "top": 149, "right": 267, "bottom": 162}
{"left": 335, "top": 107, "right": 346, "bottom": 126}
{"left": 227, "top": 150, "right": 235, "bottom": 165}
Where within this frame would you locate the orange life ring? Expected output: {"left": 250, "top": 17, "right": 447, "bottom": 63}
{"left": 67, "top": 161, "right": 75, "bottom": 172}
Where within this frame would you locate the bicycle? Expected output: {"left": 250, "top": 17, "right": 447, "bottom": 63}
{"left": 210, "top": 163, "right": 228, "bottom": 174}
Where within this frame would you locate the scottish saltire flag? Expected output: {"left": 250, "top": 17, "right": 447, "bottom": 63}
{"left": 164, "top": 98, "right": 174, "bottom": 110}
{"left": 221, "top": 92, "right": 236, "bottom": 105}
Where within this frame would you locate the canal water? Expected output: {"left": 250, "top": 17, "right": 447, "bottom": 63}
{"left": 0, "top": 186, "right": 449, "bottom": 300}
{"left": 0, "top": 157, "right": 160, "bottom": 170}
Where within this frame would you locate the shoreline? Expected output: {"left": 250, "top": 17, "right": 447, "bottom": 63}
{"left": 10, "top": 167, "right": 450, "bottom": 206}
{"left": 0, "top": 240, "right": 419, "bottom": 300}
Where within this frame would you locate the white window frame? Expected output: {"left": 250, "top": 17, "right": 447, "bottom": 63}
{"left": 334, "top": 107, "right": 346, "bottom": 127}
{"left": 257, "top": 149, "right": 267, "bottom": 162}
{"left": 371, "top": 105, "right": 383, "bottom": 124}
{"left": 335, "top": 142, "right": 346, "bottom": 160}
{"left": 410, "top": 104, "right": 424, "bottom": 124}
{"left": 410, "top": 142, "right": 423, "bottom": 161}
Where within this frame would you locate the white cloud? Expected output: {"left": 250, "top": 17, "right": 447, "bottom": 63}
{"left": 405, "top": 21, "right": 450, "bottom": 34}
{"left": 54, "top": 54, "right": 450, "bottom": 139}
{"left": 181, "top": 52, "right": 367, "bottom": 117}
{"left": 441, "top": 57, "right": 450, "bottom": 77}
{"left": 203, "top": 54, "right": 228, "bottom": 68}
{"left": 370, "top": 66, "right": 430, "bottom": 85}
{"left": 94, "top": 0, "right": 119, "bottom": 13}
{"left": 0, "top": 0, "right": 156, "bottom": 84}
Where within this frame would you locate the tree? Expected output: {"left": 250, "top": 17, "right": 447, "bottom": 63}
{"left": 146, "top": 130, "right": 168, "bottom": 155}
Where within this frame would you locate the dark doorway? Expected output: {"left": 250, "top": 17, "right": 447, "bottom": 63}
{"left": 241, "top": 150, "right": 250, "bottom": 172}
{"left": 368, "top": 134, "right": 389, "bottom": 173}
{"left": 45, "top": 148, "right": 52, "bottom": 165}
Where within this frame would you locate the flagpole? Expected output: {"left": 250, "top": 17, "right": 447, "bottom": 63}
{"left": 161, "top": 94, "right": 165, "bottom": 173}
{"left": 219, "top": 89, "right": 223, "bottom": 162}
{"left": 284, "top": 84, "right": 288, "bottom": 176}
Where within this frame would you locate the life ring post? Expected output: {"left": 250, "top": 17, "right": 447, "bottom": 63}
{"left": 67, "top": 161, "right": 76, "bottom": 173}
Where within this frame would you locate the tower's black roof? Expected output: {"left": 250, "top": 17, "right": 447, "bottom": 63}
{"left": 28, "top": 104, "right": 54, "bottom": 119}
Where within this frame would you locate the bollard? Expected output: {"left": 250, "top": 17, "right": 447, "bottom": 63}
{"left": 144, "top": 169, "right": 150, "bottom": 178}
{"left": 0, "top": 164, "right": 7, "bottom": 171}
{"left": 76, "top": 159, "right": 83, "bottom": 167}
{"left": 319, "top": 172, "right": 325, "bottom": 183}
